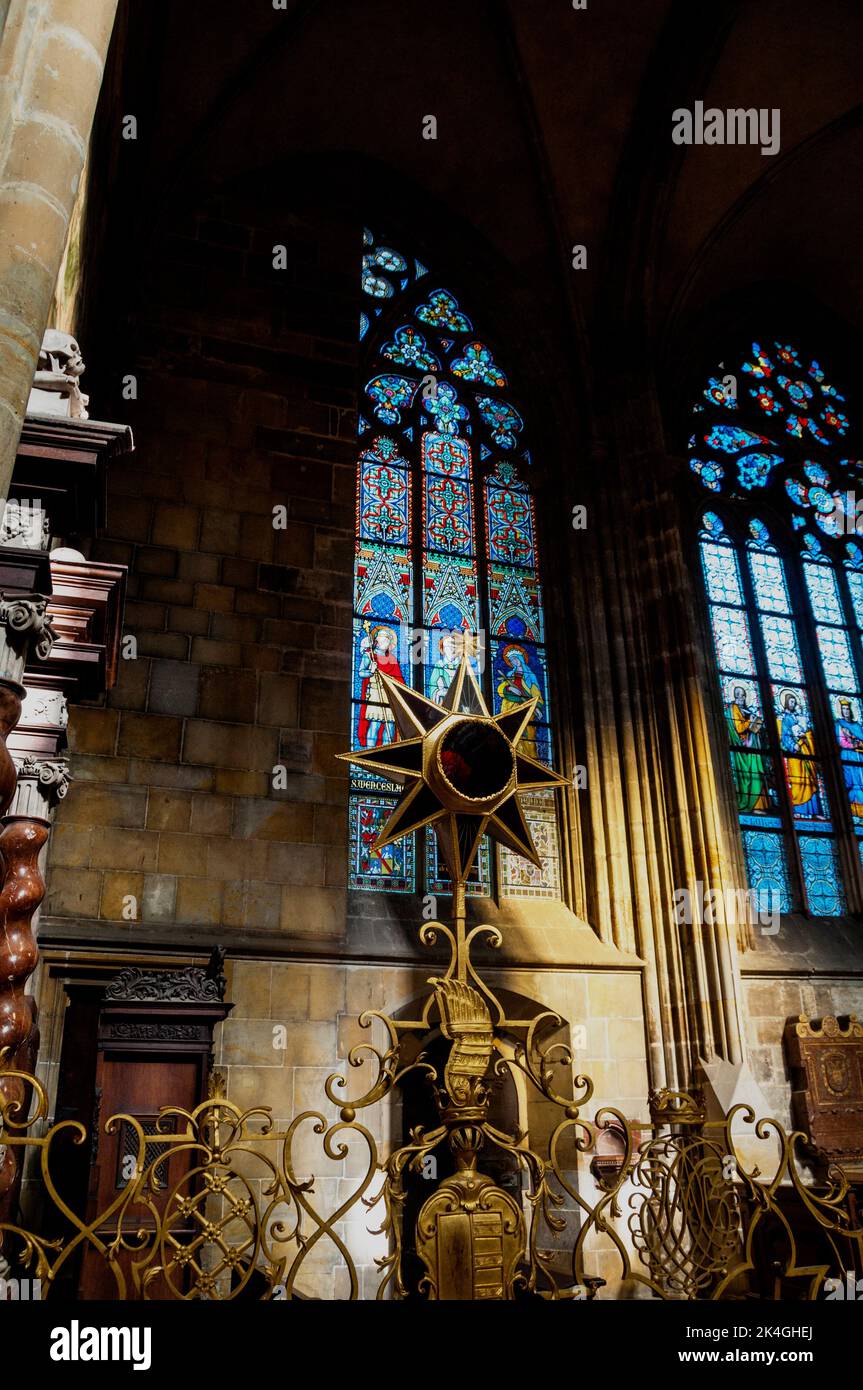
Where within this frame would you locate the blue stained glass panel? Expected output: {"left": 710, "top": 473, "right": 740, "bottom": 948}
{"left": 804, "top": 461, "right": 831, "bottom": 487}
{"left": 834, "top": 691, "right": 863, "bottom": 825}
{"left": 778, "top": 374, "right": 814, "bottom": 408}
{"left": 486, "top": 472, "right": 536, "bottom": 568}
{"left": 704, "top": 377, "right": 737, "bottom": 409}
{"left": 742, "top": 343, "right": 774, "bottom": 379}
{"left": 450, "top": 342, "right": 507, "bottom": 388}
{"left": 748, "top": 548, "right": 790, "bottom": 613}
{"left": 761, "top": 616, "right": 804, "bottom": 684}
{"left": 489, "top": 565, "right": 544, "bottom": 644}
{"left": 740, "top": 829, "right": 794, "bottom": 913}
{"left": 803, "top": 560, "right": 843, "bottom": 624}
{"left": 366, "top": 374, "right": 418, "bottom": 425}
{"left": 476, "top": 396, "right": 523, "bottom": 449}
{"left": 424, "top": 472, "right": 474, "bottom": 555}
{"left": 353, "top": 543, "right": 412, "bottom": 621}
{"left": 358, "top": 453, "right": 410, "bottom": 545}
{"left": 845, "top": 569, "right": 863, "bottom": 628}
{"left": 700, "top": 541, "right": 743, "bottom": 605}
{"left": 751, "top": 386, "right": 781, "bottom": 414}
{"left": 704, "top": 425, "right": 770, "bottom": 454}
{"left": 350, "top": 619, "right": 410, "bottom": 747}
{"left": 709, "top": 606, "right": 756, "bottom": 675}
{"left": 798, "top": 835, "right": 845, "bottom": 916}
{"left": 425, "top": 381, "right": 469, "bottom": 435}
{"left": 349, "top": 796, "right": 414, "bottom": 892}
{"left": 786, "top": 479, "right": 807, "bottom": 506}
{"left": 815, "top": 624, "right": 857, "bottom": 692}
{"left": 691, "top": 458, "right": 725, "bottom": 491}
{"left": 736, "top": 453, "right": 779, "bottom": 489}
{"left": 422, "top": 432, "right": 471, "bottom": 479}
{"left": 381, "top": 325, "right": 440, "bottom": 370}
{"left": 423, "top": 626, "right": 482, "bottom": 702}
{"left": 422, "top": 554, "right": 479, "bottom": 629}
{"left": 415, "top": 288, "right": 472, "bottom": 333}
{"left": 491, "top": 639, "right": 550, "bottom": 757}
{"left": 775, "top": 342, "right": 802, "bottom": 368}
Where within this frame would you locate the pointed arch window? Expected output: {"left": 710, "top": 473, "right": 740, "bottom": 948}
{"left": 349, "top": 229, "right": 560, "bottom": 899}
{"left": 691, "top": 340, "right": 863, "bottom": 915}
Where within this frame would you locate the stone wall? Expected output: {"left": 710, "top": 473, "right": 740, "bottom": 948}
{"left": 742, "top": 972, "right": 863, "bottom": 1127}
{"left": 43, "top": 189, "right": 356, "bottom": 953}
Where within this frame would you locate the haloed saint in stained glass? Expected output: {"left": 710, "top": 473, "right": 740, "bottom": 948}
{"left": 722, "top": 678, "right": 773, "bottom": 816}
{"left": 693, "top": 339, "right": 863, "bottom": 916}
{"left": 349, "top": 229, "right": 559, "bottom": 897}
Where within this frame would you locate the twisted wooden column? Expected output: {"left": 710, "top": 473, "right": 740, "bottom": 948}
{"left": 0, "top": 598, "right": 58, "bottom": 1230}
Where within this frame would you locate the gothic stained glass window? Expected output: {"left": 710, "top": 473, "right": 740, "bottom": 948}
{"left": 692, "top": 339, "right": 863, "bottom": 916}
{"left": 349, "top": 228, "right": 560, "bottom": 898}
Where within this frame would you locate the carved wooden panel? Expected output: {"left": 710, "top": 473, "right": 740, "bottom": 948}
{"left": 784, "top": 1015, "right": 863, "bottom": 1167}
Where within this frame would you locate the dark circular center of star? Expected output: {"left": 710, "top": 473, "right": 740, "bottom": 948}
{"left": 439, "top": 720, "right": 513, "bottom": 799}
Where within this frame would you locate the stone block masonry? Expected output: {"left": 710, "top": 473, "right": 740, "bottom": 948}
{"left": 43, "top": 191, "right": 358, "bottom": 950}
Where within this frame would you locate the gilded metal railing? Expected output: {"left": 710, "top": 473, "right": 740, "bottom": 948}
{"left": 2, "top": 658, "right": 861, "bottom": 1299}
{"left": 1, "top": 908, "right": 861, "bottom": 1301}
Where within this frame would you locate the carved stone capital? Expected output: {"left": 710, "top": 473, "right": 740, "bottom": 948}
{"left": 6, "top": 755, "right": 71, "bottom": 820}
{"left": 0, "top": 594, "right": 56, "bottom": 683}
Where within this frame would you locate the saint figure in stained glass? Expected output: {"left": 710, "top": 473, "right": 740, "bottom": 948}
{"left": 428, "top": 626, "right": 478, "bottom": 705}
{"left": 357, "top": 622, "right": 406, "bottom": 748}
{"left": 726, "top": 684, "right": 769, "bottom": 813}
{"left": 776, "top": 690, "right": 820, "bottom": 816}
{"left": 836, "top": 697, "right": 863, "bottom": 818}
{"left": 496, "top": 642, "right": 544, "bottom": 758}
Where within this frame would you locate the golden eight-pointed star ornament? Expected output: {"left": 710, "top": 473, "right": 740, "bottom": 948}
{"left": 338, "top": 657, "right": 566, "bottom": 884}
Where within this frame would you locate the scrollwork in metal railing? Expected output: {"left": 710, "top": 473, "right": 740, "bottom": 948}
{"left": 2, "top": 912, "right": 863, "bottom": 1301}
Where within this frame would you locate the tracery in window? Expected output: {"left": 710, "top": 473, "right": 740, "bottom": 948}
{"left": 692, "top": 339, "right": 862, "bottom": 915}
{"left": 349, "top": 229, "right": 559, "bottom": 899}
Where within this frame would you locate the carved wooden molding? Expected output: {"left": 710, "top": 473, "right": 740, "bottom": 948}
{"left": 104, "top": 948, "right": 228, "bottom": 1004}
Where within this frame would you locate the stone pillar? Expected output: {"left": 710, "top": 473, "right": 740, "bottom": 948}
{"left": 0, "top": 0, "right": 119, "bottom": 496}
{"left": 579, "top": 373, "right": 751, "bottom": 1092}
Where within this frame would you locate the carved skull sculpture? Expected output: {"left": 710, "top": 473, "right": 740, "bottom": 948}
{"left": 28, "top": 328, "right": 89, "bottom": 419}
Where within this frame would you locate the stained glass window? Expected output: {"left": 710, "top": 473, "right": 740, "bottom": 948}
{"left": 692, "top": 339, "right": 863, "bottom": 915}
{"left": 350, "top": 229, "right": 559, "bottom": 898}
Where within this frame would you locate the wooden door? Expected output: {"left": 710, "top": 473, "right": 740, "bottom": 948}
{"left": 79, "top": 1047, "right": 203, "bottom": 1299}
